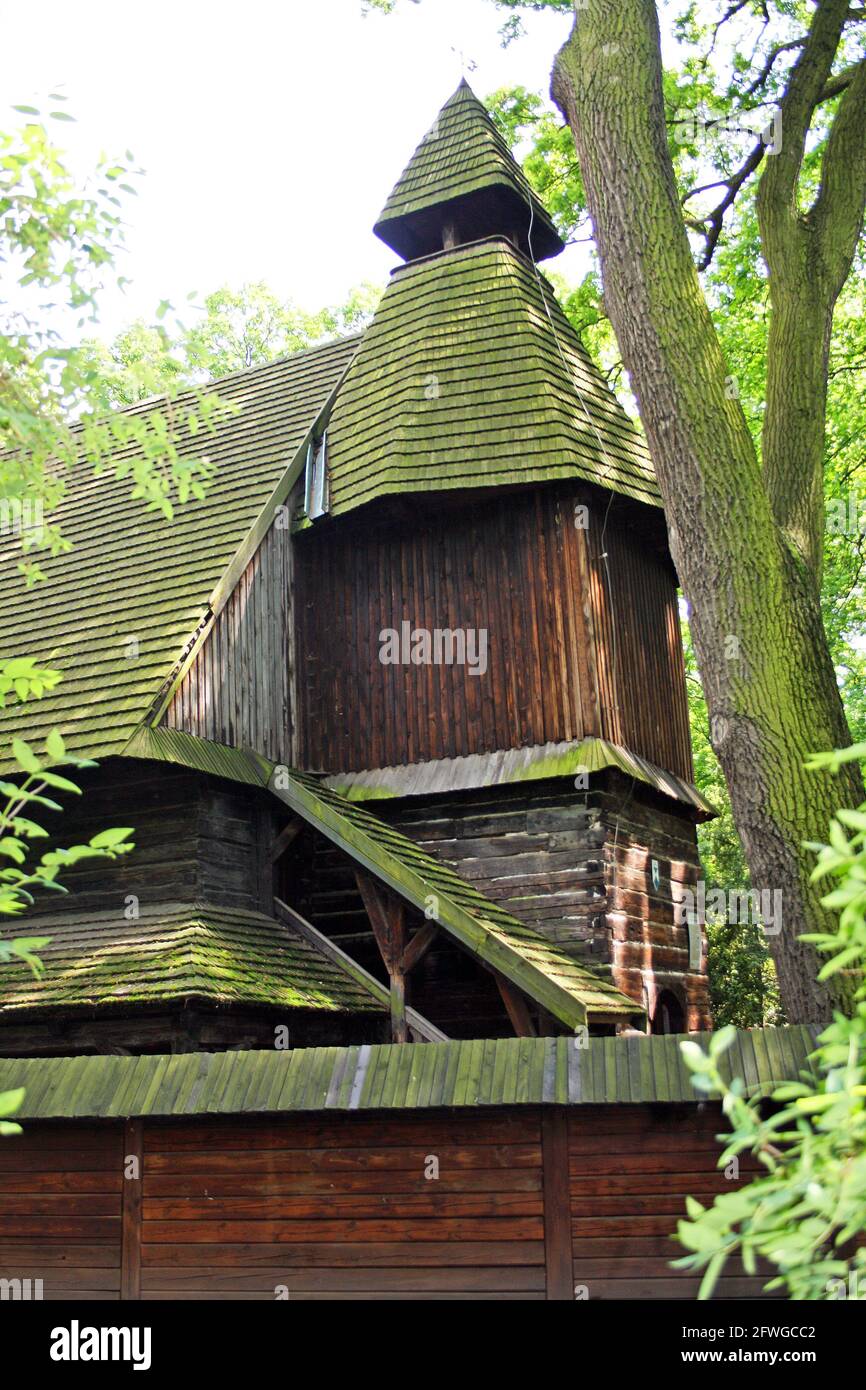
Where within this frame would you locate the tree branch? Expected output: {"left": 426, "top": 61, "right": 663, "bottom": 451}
{"left": 685, "top": 138, "right": 767, "bottom": 270}
{"left": 812, "top": 57, "right": 866, "bottom": 294}
{"left": 757, "top": 0, "right": 853, "bottom": 267}
{"left": 744, "top": 39, "right": 806, "bottom": 99}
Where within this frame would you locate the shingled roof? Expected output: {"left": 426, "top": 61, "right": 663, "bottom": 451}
{"left": 325, "top": 238, "right": 659, "bottom": 516}
{"left": 0, "top": 336, "right": 357, "bottom": 770}
{"left": 374, "top": 79, "right": 564, "bottom": 261}
{"left": 0, "top": 1027, "right": 821, "bottom": 1118}
{"left": 324, "top": 736, "right": 715, "bottom": 818}
{"left": 0, "top": 901, "right": 384, "bottom": 1016}
{"left": 1, "top": 87, "right": 660, "bottom": 781}
{"left": 271, "top": 769, "right": 641, "bottom": 1029}
{"left": 123, "top": 727, "right": 643, "bottom": 1030}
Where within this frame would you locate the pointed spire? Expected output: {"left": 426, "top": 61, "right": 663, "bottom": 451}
{"left": 374, "top": 81, "right": 564, "bottom": 263}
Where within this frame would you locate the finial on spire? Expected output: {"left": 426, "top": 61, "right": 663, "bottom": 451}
{"left": 373, "top": 82, "right": 564, "bottom": 263}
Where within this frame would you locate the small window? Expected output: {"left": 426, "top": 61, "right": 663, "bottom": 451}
{"left": 652, "top": 989, "right": 685, "bottom": 1036}
{"left": 304, "top": 431, "right": 329, "bottom": 520}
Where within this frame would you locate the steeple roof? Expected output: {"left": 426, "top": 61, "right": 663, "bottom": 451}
{"left": 324, "top": 238, "right": 659, "bottom": 516}
{"left": 374, "top": 79, "right": 564, "bottom": 262}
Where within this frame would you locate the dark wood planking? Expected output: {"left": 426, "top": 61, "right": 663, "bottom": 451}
{"left": 137, "top": 1108, "right": 544, "bottom": 1298}
{"left": 6, "top": 1102, "right": 770, "bottom": 1301}
{"left": 295, "top": 483, "right": 692, "bottom": 777}
{"left": 541, "top": 1108, "right": 573, "bottom": 1301}
{"left": 584, "top": 496, "right": 693, "bottom": 782}
{"left": 569, "top": 1105, "right": 771, "bottom": 1300}
{"left": 120, "top": 1118, "right": 143, "bottom": 1302}
{"left": 165, "top": 518, "right": 294, "bottom": 763}
{"left": 142, "top": 1169, "right": 542, "bottom": 1197}
{"left": 142, "top": 1240, "right": 545, "bottom": 1268}
{"left": 140, "top": 1266, "right": 545, "bottom": 1293}
{"left": 0, "top": 1124, "right": 124, "bottom": 1300}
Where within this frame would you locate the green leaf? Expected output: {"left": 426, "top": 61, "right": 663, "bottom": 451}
{"left": 698, "top": 1251, "right": 728, "bottom": 1301}
{"left": 12, "top": 738, "right": 41, "bottom": 775}
{"left": 0, "top": 1087, "right": 25, "bottom": 1118}
{"left": 45, "top": 728, "right": 66, "bottom": 761}
{"left": 89, "top": 827, "right": 134, "bottom": 849}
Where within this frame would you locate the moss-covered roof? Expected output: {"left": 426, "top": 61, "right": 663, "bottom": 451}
{"left": 270, "top": 765, "right": 641, "bottom": 1029}
{"left": 0, "top": 901, "right": 384, "bottom": 1015}
{"left": 323, "top": 736, "right": 715, "bottom": 818}
{"left": 374, "top": 79, "right": 564, "bottom": 261}
{"left": 0, "top": 336, "right": 357, "bottom": 770}
{"left": 325, "top": 239, "right": 659, "bottom": 517}
{"left": 0, "top": 1027, "right": 820, "bottom": 1118}
{"left": 118, "top": 729, "right": 642, "bottom": 1029}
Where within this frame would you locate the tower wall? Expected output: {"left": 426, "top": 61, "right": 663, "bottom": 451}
{"left": 295, "top": 483, "right": 691, "bottom": 780}
{"left": 376, "top": 773, "right": 711, "bottom": 1032}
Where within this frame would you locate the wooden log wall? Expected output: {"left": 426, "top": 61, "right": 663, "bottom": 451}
{"left": 569, "top": 1105, "right": 769, "bottom": 1299}
{"left": 379, "top": 774, "right": 711, "bottom": 1031}
{"left": 165, "top": 518, "right": 295, "bottom": 764}
{"left": 24, "top": 761, "right": 276, "bottom": 921}
{"left": 295, "top": 485, "right": 693, "bottom": 780}
{"left": 0, "top": 1104, "right": 771, "bottom": 1301}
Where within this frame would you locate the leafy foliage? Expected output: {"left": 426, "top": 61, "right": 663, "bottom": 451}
{"left": 81, "top": 280, "right": 382, "bottom": 410}
{"left": 0, "top": 102, "right": 216, "bottom": 1099}
{"left": 677, "top": 745, "right": 866, "bottom": 1299}
{"left": 0, "top": 725, "right": 133, "bottom": 919}
{"left": 0, "top": 1085, "right": 24, "bottom": 1138}
{"left": 0, "top": 103, "right": 230, "bottom": 562}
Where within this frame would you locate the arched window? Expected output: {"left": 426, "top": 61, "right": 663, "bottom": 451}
{"left": 652, "top": 989, "right": 685, "bottom": 1035}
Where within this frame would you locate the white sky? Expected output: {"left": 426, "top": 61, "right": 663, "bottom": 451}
{"left": 3, "top": 0, "right": 576, "bottom": 341}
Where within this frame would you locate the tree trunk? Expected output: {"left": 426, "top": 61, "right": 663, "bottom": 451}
{"left": 552, "top": 0, "right": 862, "bottom": 1024}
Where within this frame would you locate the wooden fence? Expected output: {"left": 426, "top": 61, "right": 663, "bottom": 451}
{"left": 0, "top": 1101, "right": 771, "bottom": 1301}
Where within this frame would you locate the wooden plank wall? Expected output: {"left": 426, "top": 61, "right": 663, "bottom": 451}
{"left": 585, "top": 498, "right": 693, "bottom": 782}
{"left": 0, "top": 1121, "right": 124, "bottom": 1300}
{"left": 138, "top": 1110, "right": 546, "bottom": 1300}
{"left": 165, "top": 518, "right": 294, "bottom": 764}
{"left": 295, "top": 485, "right": 692, "bottom": 778}
{"left": 0, "top": 1105, "right": 774, "bottom": 1301}
{"left": 569, "top": 1105, "right": 769, "bottom": 1299}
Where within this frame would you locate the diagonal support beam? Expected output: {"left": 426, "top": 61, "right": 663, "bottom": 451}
{"left": 355, "top": 871, "right": 408, "bottom": 1042}
{"left": 399, "top": 920, "right": 440, "bottom": 974}
{"left": 494, "top": 970, "right": 537, "bottom": 1038}
{"left": 270, "top": 817, "right": 303, "bottom": 863}
{"left": 274, "top": 897, "right": 447, "bottom": 1041}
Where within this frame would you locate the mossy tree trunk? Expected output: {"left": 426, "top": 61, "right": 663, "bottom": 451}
{"left": 552, "top": 0, "right": 866, "bottom": 1023}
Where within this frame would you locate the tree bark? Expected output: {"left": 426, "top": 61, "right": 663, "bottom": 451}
{"left": 552, "top": 0, "right": 864, "bottom": 1024}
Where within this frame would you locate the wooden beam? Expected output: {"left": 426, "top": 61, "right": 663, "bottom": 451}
{"left": 273, "top": 897, "right": 448, "bottom": 1042}
{"left": 354, "top": 871, "right": 408, "bottom": 1042}
{"left": 399, "top": 920, "right": 440, "bottom": 974}
{"left": 270, "top": 817, "right": 302, "bottom": 863}
{"left": 120, "top": 1118, "right": 142, "bottom": 1302}
{"left": 354, "top": 871, "right": 399, "bottom": 968}
{"left": 541, "top": 1108, "right": 573, "bottom": 1300}
{"left": 494, "top": 971, "right": 537, "bottom": 1038}
{"left": 269, "top": 771, "right": 601, "bottom": 1031}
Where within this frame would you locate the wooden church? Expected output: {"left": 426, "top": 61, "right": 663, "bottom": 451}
{"left": 0, "top": 82, "right": 798, "bottom": 1301}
